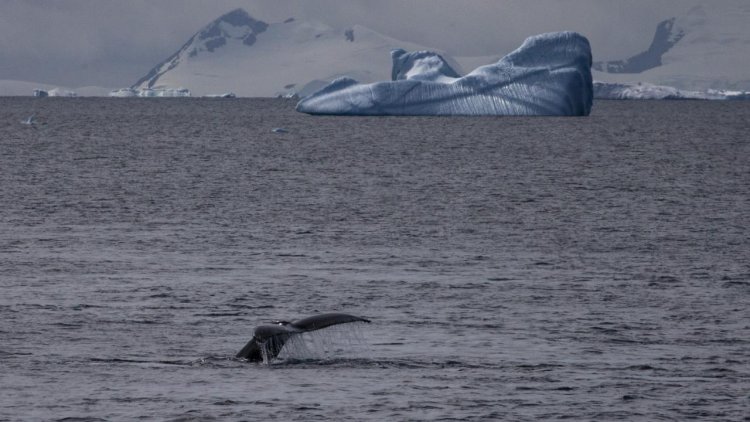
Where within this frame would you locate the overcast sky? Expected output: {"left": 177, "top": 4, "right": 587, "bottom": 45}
{"left": 0, "top": 0, "right": 702, "bottom": 87}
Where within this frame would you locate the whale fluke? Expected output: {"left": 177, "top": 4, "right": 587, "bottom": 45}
{"left": 288, "top": 313, "right": 370, "bottom": 331}
{"left": 21, "top": 115, "right": 35, "bottom": 125}
{"left": 236, "top": 313, "right": 370, "bottom": 362}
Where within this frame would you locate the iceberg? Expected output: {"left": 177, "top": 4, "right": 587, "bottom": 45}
{"left": 108, "top": 87, "right": 191, "bottom": 98}
{"left": 138, "top": 87, "right": 191, "bottom": 97}
{"left": 109, "top": 88, "right": 139, "bottom": 97}
{"left": 32, "top": 88, "right": 77, "bottom": 97}
{"left": 296, "top": 32, "right": 593, "bottom": 116}
{"left": 47, "top": 88, "right": 78, "bottom": 97}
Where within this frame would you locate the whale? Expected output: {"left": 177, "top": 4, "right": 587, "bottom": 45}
{"left": 21, "top": 115, "right": 35, "bottom": 125}
{"left": 236, "top": 313, "right": 370, "bottom": 362}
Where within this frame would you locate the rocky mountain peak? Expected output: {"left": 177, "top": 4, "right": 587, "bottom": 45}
{"left": 593, "top": 17, "right": 684, "bottom": 74}
{"left": 193, "top": 8, "right": 269, "bottom": 53}
{"left": 133, "top": 8, "right": 269, "bottom": 88}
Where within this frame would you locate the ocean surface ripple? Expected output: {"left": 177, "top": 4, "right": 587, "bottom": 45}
{"left": 0, "top": 98, "right": 748, "bottom": 420}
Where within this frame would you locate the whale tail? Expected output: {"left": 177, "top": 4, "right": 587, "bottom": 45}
{"left": 288, "top": 313, "right": 370, "bottom": 331}
{"left": 235, "top": 325, "right": 292, "bottom": 362}
{"left": 236, "top": 313, "right": 370, "bottom": 362}
{"left": 21, "top": 114, "right": 35, "bottom": 125}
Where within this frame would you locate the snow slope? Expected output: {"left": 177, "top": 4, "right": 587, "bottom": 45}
{"left": 594, "top": 1, "right": 750, "bottom": 91}
{"left": 296, "top": 32, "right": 593, "bottom": 116}
{"left": 132, "top": 9, "right": 436, "bottom": 97}
{"left": 133, "top": 4, "right": 749, "bottom": 98}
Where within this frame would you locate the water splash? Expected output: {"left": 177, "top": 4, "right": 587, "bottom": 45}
{"left": 260, "top": 322, "right": 369, "bottom": 364}
{"left": 20, "top": 115, "right": 35, "bottom": 125}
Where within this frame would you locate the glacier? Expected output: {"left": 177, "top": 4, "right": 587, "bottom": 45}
{"left": 296, "top": 32, "right": 593, "bottom": 116}
{"left": 109, "top": 87, "right": 191, "bottom": 97}
{"left": 0, "top": 81, "right": 111, "bottom": 97}
{"left": 594, "top": 81, "right": 750, "bottom": 100}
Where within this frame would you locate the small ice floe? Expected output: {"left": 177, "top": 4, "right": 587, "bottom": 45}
{"left": 271, "top": 127, "right": 289, "bottom": 134}
{"left": 20, "top": 115, "right": 35, "bottom": 125}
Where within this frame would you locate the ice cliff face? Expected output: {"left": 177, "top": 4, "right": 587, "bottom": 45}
{"left": 296, "top": 32, "right": 593, "bottom": 116}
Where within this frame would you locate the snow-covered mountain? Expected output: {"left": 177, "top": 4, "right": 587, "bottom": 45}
{"left": 594, "top": 18, "right": 684, "bottom": 74}
{"left": 132, "top": 8, "right": 439, "bottom": 97}
{"left": 593, "top": 2, "right": 750, "bottom": 91}
{"left": 7, "top": 4, "right": 746, "bottom": 98}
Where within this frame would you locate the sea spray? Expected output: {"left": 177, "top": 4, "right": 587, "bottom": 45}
{"left": 260, "top": 322, "right": 369, "bottom": 363}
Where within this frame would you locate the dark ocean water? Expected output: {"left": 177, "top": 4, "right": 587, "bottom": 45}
{"left": 0, "top": 98, "right": 748, "bottom": 421}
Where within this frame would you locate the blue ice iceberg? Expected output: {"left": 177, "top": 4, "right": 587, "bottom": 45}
{"left": 296, "top": 32, "right": 593, "bottom": 116}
